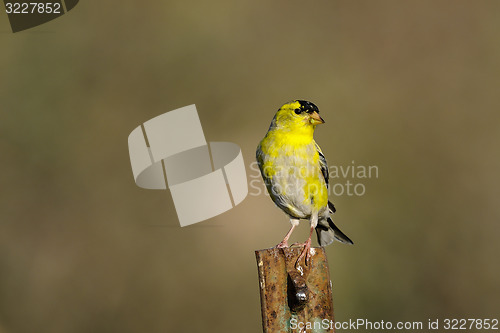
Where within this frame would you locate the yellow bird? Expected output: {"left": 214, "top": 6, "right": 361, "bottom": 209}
{"left": 256, "top": 100, "right": 353, "bottom": 266}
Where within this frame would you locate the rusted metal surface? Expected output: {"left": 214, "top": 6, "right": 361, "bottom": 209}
{"left": 255, "top": 247, "right": 335, "bottom": 333}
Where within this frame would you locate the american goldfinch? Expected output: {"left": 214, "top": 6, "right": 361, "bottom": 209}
{"left": 256, "top": 100, "right": 353, "bottom": 266}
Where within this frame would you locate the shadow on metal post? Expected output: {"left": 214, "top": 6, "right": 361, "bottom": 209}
{"left": 255, "top": 247, "right": 335, "bottom": 333}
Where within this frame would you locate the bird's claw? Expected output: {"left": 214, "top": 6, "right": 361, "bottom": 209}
{"left": 275, "top": 241, "right": 289, "bottom": 248}
{"left": 295, "top": 239, "right": 312, "bottom": 269}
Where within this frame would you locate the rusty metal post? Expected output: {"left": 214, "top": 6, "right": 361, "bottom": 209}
{"left": 255, "top": 247, "right": 335, "bottom": 333}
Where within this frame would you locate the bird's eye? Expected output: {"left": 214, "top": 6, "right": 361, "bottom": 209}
{"left": 294, "top": 108, "right": 301, "bottom": 115}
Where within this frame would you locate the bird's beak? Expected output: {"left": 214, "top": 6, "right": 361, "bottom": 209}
{"left": 309, "top": 111, "right": 325, "bottom": 125}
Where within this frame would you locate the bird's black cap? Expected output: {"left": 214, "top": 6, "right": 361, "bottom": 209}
{"left": 297, "top": 100, "right": 320, "bottom": 114}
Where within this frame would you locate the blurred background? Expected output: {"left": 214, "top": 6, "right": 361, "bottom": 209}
{"left": 1, "top": 1, "right": 499, "bottom": 332}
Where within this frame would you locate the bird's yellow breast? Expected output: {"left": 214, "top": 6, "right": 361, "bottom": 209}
{"left": 257, "top": 130, "right": 328, "bottom": 216}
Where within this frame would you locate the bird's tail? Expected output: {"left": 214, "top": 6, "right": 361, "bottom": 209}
{"left": 315, "top": 217, "right": 354, "bottom": 247}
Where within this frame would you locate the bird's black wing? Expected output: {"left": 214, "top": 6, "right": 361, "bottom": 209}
{"left": 315, "top": 142, "right": 337, "bottom": 215}
{"left": 315, "top": 142, "right": 329, "bottom": 189}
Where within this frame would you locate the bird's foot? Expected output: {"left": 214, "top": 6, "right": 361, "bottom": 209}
{"left": 275, "top": 240, "right": 290, "bottom": 248}
{"left": 295, "top": 239, "right": 312, "bottom": 269}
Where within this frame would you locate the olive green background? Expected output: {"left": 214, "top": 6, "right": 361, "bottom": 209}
{"left": 1, "top": 1, "right": 499, "bottom": 332}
